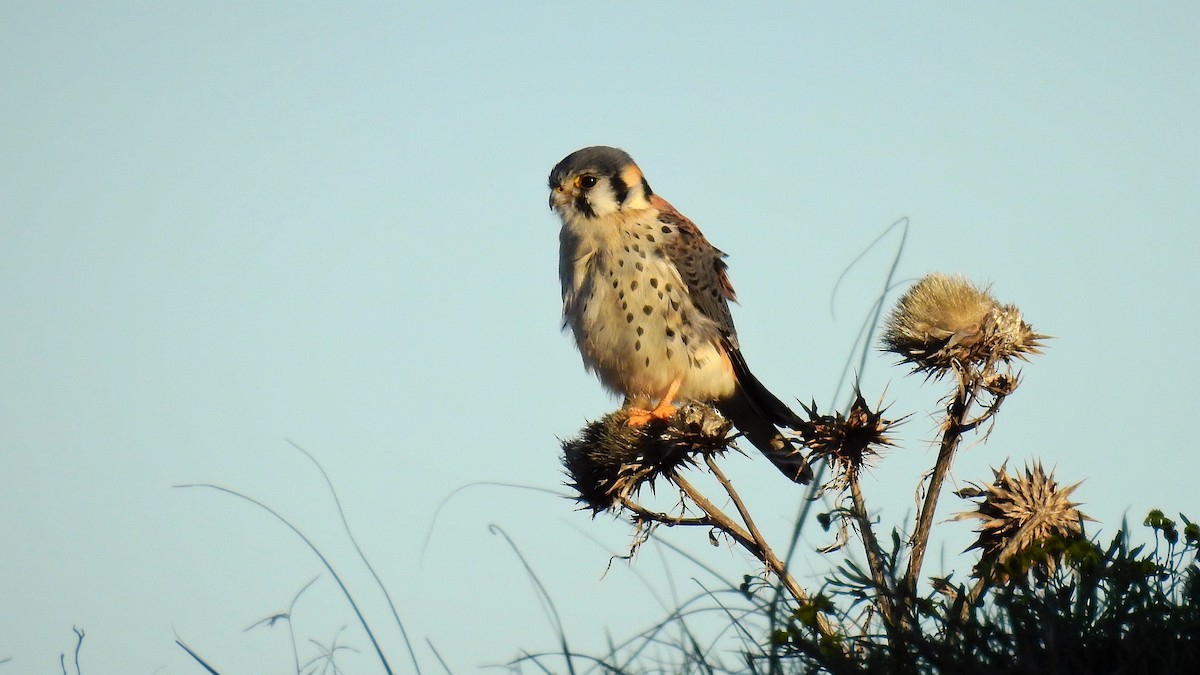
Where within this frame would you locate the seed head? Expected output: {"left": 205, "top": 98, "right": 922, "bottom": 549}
{"left": 797, "top": 393, "right": 899, "bottom": 490}
{"left": 882, "top": 273, "right": 1046, "bottom": 378}
{"left": 561, "top": 403, "right": 733, "bottom": 514}
{"left": 954, "top": 461, "right": 1092, "bottom": 581}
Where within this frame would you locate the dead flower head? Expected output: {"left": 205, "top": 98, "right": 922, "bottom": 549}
{"left": 954, "top": 461, "right": 1092, "bottom": 581}
{"left": 797, "top": 392, "right": 898, "bottom": 489}
{"left": 882, "top": 273, "right": 1046, "bottom": 378}
{"left": 561, "top": 402, "right": 733, "bottom": 514}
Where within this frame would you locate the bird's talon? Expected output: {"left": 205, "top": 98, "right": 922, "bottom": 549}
{"left": 625, "top": 408, "right": 654, "bottom": 427}
{"left": 625, "top": 404, "right": 677, "bottom": 427}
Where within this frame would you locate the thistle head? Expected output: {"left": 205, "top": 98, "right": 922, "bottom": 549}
{"left": 882, "top": 273, "right": 1046, "bottom": 379}
{"left": 561, "top": 403, "right": 733, "bottom": 514}
{"left": 797, "top": 392, "right": 899, "bottom": 491}
{"left": 954, "top": 461, "right": 1092, "bottom": 582}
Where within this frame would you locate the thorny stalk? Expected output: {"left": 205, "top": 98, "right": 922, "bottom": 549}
{"left": 700, "top": 463, "right": 835, "bottom": 640}
{"left": 849, "top": 478, "right": 899, "bottom": 632}
{"left": 703, "top": 455, "right": 827, "bottom": 635}
{"left": 904, "top": 366, "right": 1002, "bottom": 601}
{"left": 618, "top": 493, "right": 762, "bottom": 557}
{"left": 668, "top": 473, "right": 760, "bottom": 555}
{"left": 626, "top": 466, "right": 837, "bottom": 640}
{"left": 552, "top": 269, "right": 1051, "bottom": 667}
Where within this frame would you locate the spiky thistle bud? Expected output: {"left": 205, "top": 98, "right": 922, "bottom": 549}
{"left": 797, "top": 393, "right": 899, "bottom": 491}
{"left": 561, "top": 403, "right": 733, "bottom": 514}
{"left": 881, "top": 273, "right": 1046, "bottom": 378}
{"left": 954, "top": 461, "right": 1092, "bottom": 582}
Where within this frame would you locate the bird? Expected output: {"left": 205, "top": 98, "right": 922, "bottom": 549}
{"left": 549, "top": 145, "right": 812, "bottom": 483}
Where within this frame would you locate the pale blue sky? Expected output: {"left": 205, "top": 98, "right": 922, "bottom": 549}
{"left": 2, "top": 3, "right": 1197, "bottom": 672}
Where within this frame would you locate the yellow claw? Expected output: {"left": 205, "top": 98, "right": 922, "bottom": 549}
{"left": 624, "top": 376, "right": 683, "bottom": 426}
{"left": 625, "top": 403, "right": 678, "bottom": 427}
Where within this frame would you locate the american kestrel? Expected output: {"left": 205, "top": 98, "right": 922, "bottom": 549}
{"left": 549, "top": 146, "right": 812, "bottom": 483}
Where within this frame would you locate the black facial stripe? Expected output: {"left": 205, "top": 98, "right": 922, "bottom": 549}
{"left": 641, "top": 176, "right": 653, "bottom": 197}
{"left": 574, "top": 192, "right": 596, "bottom": 218}
{"left": 610, "top": 172, "right": 630, "bottom": 206}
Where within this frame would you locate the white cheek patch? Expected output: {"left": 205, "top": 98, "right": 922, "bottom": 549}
{"left": 584, "top": 180, "right": 621, "bottom": 217}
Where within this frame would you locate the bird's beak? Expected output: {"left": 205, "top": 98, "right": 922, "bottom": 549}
{"left": 548, "top": 184, "right": 571, "bottom": 211}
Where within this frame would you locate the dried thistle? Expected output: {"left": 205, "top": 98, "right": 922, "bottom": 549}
{"left": 954, "top": 461, "right": 1092, "bottom": 581}
{"left": 561, "top": 402, "right": 733, "bottom": 514}
{"left": 797, "top": 392, "right": 899, "bottom": 490}
{"left": 881, "top": 273, "right": 1046, "bottom": 378}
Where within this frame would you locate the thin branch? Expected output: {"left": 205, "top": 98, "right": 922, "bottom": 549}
{"left": 669, "top": 473, "right": 760, "bottom": 560}
{"left": 288, "top": 576, "right": 319, "bottom": 675}
{"left": 697, "top": 458, "right": 837, "bottom": 640}
{"left": 691, "top": 579, "right": 763, "bottom": 660}
{"left": 905, "top": 370, "right": 984, "bottom": 597}
{"left": 770, "top": 217, "right": 910, "bottom": 663}
{"left": 958, "top": 392, "right": 1007, "bottom": 434}
{"left": 618, "top": 496, "right": 738, "bottom": 529}
{"left": 302, "top": 626, "right": 359, "bottom": 675}
{"left": 830, "top": 216, "right": 910, "bottom": 323}
{"left": 704, "top": 458, "right": 807, "bottom": 607}
{"left": 850, "top": 479, "right": 898, "bottom": 629}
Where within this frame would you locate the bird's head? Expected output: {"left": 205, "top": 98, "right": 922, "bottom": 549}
{"left": 548, "top": 146, "right": 654, "bottom": 221}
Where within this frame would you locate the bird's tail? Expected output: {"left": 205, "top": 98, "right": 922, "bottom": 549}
{"left": 725, "top": 347, "right": 804, "bottom": 429}
{"left": 719, "top": 392, "right": 812, "bottom": 483}
{"left": 720, "top": 348, "right": 812, "bottom": 483}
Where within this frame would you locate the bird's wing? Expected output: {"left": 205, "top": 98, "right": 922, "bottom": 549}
{"left": 653, "top": 195, "right": 804, "bottom": 431}
{"left": 651, "top": 195, "right": 740, "bottom": 348}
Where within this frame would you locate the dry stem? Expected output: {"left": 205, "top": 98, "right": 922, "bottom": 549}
{"left": 850, "top": 479, "right": 899, "bottom": 630}
{"left": 625, "top": 464, "right": 837, "bottom": 639}
{"left": 703, "top": 458, "right": 816, "bottom": 617}
{"left": 904, "top": 368, "right": 983, "bottom": 598}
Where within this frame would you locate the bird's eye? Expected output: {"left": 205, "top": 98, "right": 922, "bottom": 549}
{"left": 576, "top": 175, "right": 599, "bottom": 189}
